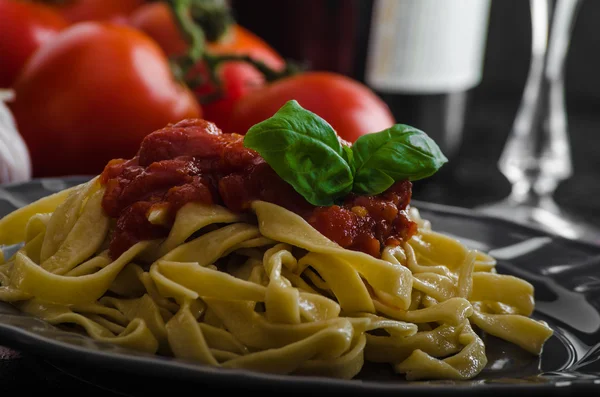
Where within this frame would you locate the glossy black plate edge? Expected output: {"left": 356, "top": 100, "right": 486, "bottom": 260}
{"left": 0, "top": 317, "right": 595, "bottom": 397}
{"left": 410, "top": 199, "right": 600, "bottom": 252}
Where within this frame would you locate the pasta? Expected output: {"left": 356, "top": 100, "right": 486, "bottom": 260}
{"left": 0, "top": 175, "right": 553, "bottom": 381}
{"left": 0, "top": 111, "right": 553, "bottom": 381}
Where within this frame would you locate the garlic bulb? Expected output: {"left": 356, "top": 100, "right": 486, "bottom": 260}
{"left": 0, "top": 90, "right": 31, "bottom": 184}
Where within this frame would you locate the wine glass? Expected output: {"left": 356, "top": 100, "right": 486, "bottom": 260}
{"left": 476, "top": 0, "right": 600, "bottom": 245}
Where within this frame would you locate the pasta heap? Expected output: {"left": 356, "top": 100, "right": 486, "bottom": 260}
{"left": 0, "top": 176, "right": 553, "bottom": 380}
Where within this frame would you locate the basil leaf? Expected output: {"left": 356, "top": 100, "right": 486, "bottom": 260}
{"left": 342, "top": 145, "right": 355, "bottom": 174}
{"left": 352, "top": 124, "right": 448, "bottom": 195}
{"left": 243, "top": 100, "right": 353, "bottom": 206}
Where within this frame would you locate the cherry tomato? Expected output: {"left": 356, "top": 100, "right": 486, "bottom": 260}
{"left": 52, "top": 0, "right": 144, "bottom": 23}
{"left": 0, "top": 0, "right": 68, "bottom": 88}
{"left": 227, "top": 72, "right": 396, "bottom": 142}
{"left": 128, "top": 2, "right": 188, "bottom": 57}
{"left": 10, "top": 22, "right": 201, "bottom": 178}
{"left": 200, "top": 25, "right": 285, "bottom": 131}
{"left": 129, "top": 2, "right": 284, "bottom": 131}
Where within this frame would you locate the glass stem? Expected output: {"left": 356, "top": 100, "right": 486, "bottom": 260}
{"left": 497, "top": 0, "right": 581, "bottom": 208}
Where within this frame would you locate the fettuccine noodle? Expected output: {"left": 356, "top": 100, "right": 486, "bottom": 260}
{"left": 0, "top": 176, "right": 553, "bottom": 380}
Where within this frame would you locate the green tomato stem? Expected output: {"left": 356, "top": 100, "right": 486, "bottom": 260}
{"left": 204, "top": 53, "right": 302, "bottom": 83}
{"left": 167, "top": 0, "right": 206, "bottom": 81}
{"left": 189, "top": 0, "right": 234, "bottom": 42}
{"left": 197, "top": 53, "right": 302, "bottom": 104}
{"left": 165, "top": 0, "right": 303, "bottom": 103}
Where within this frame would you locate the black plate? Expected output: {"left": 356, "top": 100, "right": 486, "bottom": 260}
{"left": 0, "top": 177, "right": 599, "bottom": 396}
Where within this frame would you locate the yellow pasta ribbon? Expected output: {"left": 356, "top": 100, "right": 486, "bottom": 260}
{"left": 252, "top": 201, "right": 413, "bottom": 310}
{"left": 157, "top": 202, "right": 240, "bottom": 257}
{"left": 0, "top": 183, "right": 83, "bottom": 246}
{"left": 263, "top": 244, "right": 301, "bottom": 324}
{"left": 39, "top": 178, "right": 99, "bottom": 262}
{"left": 18, "top": 298, "right": 158, "bottom": 354}
{"left": 374, "top": 297, "right": 473, "bottom": 326}
{"left": 470, "top": 273, "right": 535, "bottom": 316}
{"left": 40, "top": 188, "right": 110, "bottom": 275}
{"left": 9, "top": 242, "right": 150, "bottom": 305}
{"left": 160, "top": 223, "right": 260, "bottom": 264}
{"left": 297, "top": 252, "right": 375, "bottom": 314}
{"left": 365, "top": 322, "right": 464, "bottom": 363}
{"left": 394, "top": 321, "right": 487, "bottom": 381}
{"left": 470, "top": 310, "right": 553, "bottom": 355}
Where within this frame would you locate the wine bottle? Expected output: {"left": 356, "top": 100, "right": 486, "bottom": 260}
{"left": 365, "top": 0, "right": 492, "bottom": 159}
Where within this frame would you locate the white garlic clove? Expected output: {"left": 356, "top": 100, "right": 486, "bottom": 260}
{"left": 0, "top": 89, "right": 32, "bottom": 184}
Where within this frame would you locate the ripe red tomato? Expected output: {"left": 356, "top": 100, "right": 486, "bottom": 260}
{"left": 128, "top": 2, "right": 284, "bottom": 131}
{"left": 10, "top": 22, "right": 201, "bottom": 178}
{"left": 227, "top": 72, "right": 396, "bottom": 142}
{"left": 53, "top": 0, "right": 144, "bottom": 23}
{"left": 0, "top": 0, "right": 68, "bottom": 88}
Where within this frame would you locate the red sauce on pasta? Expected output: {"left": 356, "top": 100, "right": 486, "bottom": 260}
{"left": 100, "top": 119, "right": 417, "bottom": 259}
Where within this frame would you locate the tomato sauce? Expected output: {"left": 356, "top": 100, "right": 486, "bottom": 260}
{"left": 100, "top": 119, "right": 417, "bottom": 259}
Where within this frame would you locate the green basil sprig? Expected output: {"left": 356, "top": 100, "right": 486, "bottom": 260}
{"left": 243, "top": 100, "right": 353, "bottom": 206}
{"left": 243, "top": 100, "right": 447, "bottom": 206}
{"left": 352, "top": 124, "right": 448, "bottom": 195}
